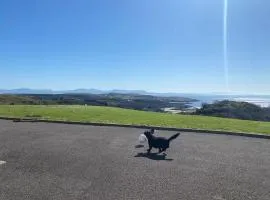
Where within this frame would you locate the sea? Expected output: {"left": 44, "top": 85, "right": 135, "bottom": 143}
{"left": 182, "top": 94, "right": 270, "bottom": 109}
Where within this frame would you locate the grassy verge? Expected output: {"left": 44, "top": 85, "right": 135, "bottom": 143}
{"left": 0, "top": 105, "right": 270, "bottom": 134}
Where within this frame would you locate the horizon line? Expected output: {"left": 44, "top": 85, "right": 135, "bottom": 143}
{"left": 0, "top": 88, "right": 270, "bottom": 96}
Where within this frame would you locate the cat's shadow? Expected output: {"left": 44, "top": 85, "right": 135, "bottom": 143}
{"left": 134, "top": 144, "right": 144, "bottom": 148}
{"left": 134, "top": 152, "right": 173, "bottom": 161}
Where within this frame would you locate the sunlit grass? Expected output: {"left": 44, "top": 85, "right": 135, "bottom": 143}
{"left": 0, "top": 105, "right": 270, "bottom": 134}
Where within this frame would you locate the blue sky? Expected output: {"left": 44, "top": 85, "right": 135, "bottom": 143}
{"left": 0, "top": 0, "right": 270, "bottom": 94}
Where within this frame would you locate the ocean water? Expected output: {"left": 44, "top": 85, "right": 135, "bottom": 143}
{"left": 232, "top": 97, "right": 270, "bottom": 108}
{"left": 185, "top": 94, "right": 270, "bottom": 108}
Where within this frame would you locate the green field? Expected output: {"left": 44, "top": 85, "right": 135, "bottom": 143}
{"left": 0, "top": 105, "right": 270, "bottom": 134}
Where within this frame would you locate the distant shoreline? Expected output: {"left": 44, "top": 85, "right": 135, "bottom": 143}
{"left": 185, "top": 95, "right": 270, "bottom": 109}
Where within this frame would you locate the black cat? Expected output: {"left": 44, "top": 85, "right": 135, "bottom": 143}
{"left": 144, "top": 131, "right": 180, "bottom": 153}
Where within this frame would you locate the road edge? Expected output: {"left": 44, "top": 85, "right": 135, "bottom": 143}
{"left": 0, "top": 116, "right": 270, "bottom": 139}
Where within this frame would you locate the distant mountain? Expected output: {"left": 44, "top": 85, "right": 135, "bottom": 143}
{"left": 110, "top": 89, "right": 148, "bottom": 95}
{"left": 0, "top": 88, "right": 149, "bottom": 95}
{"left": 0, "top": 88, "right": 53, "bottom": 94}
{"left": 0, "top": 88, "right": 222, "bottom": 97}
{"left": 3, "top": 88, "right": 267, "bottom": 99}
{"left": 64, "top": 89, "right": 106, "bottom": 94}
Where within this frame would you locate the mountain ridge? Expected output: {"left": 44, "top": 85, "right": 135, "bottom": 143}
{"left": 1, "top": 88, "right": 269, "bottom": 97}
{"left": 0, "top": 88, "right": 188, "bottom": 97}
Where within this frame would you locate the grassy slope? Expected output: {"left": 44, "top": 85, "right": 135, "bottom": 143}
{"left": 0, "top": 105, "right": 269, "bottom": 134}
{"left": 0, "top": 95, "right": 38, "bottom": 104}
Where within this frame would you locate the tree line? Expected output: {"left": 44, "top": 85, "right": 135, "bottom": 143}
{"left": 195, "top": 100, "right": 270, "bottom": 122}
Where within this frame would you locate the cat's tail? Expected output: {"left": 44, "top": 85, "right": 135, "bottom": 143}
{"left": 168, "top": 133, "right": 180, "bottom": 142}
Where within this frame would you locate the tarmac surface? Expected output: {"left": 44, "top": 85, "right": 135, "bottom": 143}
{"left": 0, "top": 119, "right": 269, "bottom": 200}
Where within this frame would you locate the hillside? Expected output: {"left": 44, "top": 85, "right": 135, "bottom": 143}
{"left": 0, "top": 95, "right": 40, "bottom": 105}
{"left": 196, "top": 100, "right": 270, "bottom": 121}
{"left": 0, "top": 94, "right": 196, "bottom": 112}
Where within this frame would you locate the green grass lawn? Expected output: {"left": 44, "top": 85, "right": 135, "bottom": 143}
{"left": 0, "top": 105, "right": 270, "bottom": 134}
